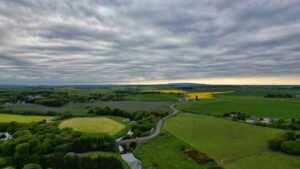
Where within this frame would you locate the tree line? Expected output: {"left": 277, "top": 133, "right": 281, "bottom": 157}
{"left": 88, "top": 106, "right": 169, "bottom": 138}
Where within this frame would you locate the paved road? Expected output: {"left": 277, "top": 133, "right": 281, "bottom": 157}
{"left": 116, "top": 104, "right": 179, "bottom": 145}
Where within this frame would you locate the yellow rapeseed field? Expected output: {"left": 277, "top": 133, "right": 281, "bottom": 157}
{"left": 186, "top": 91, "right": 233, "bottom": 100}
{"left": 142, "top": 89, "right": 186, "bottom": 94}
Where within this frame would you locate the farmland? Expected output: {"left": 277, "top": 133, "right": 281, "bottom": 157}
{"left": 3, "top": 101, "right": 174, "bottom": 114}
{"left": 135, "top": 131, "right": 210, "bottom": 169}
{"left": 124, "top": 93, "right": 179, "bottom": 101}
{"left": 0, "top": 113, "right": 53, "bottom": 123}
{"left": 185, "top": 91, "right": 233, "bottom": 100}
{"left": 142, "top": 89, "right": 186, "bottom": 94}
{"left": 177, "top": 95, "right": 300, "bottom": 119}
{"left": 1, "top": 85, "right": 300, "bottom": 169}
{"left": 59, "top": 117, "right": 126, "bottom": 135}
{"left": 163, "top": 113, "right": 300, "bottom": 169}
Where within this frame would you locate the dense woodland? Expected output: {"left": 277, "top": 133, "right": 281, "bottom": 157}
{"left": 0, "top": 122, "right": 124, "bottom": 169}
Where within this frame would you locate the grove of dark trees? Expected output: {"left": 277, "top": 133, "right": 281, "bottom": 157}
{"left": 0, "top": 122, "right": 124, "bottom": 169}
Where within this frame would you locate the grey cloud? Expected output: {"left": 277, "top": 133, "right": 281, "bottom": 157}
{"left": 0, "top": 0, "right": 299, "bottom": 84}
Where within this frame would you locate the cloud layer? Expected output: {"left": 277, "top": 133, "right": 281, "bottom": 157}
{"left": 0, "top": 0, "right": 300, "bottom": 84}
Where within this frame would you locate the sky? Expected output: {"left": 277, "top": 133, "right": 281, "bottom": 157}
{"left": 0, "top": 0, "right": 300, "bottom": 85}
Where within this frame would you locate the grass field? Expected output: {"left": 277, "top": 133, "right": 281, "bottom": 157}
{"left": 135, "top": 131, "right": 210, "bottom": 169}
{"left": 163, "top": 113, "right": 300, "bottom": 169}
{"left": 59, "top": 117, "right": 126, "bottom": 135}
{"left": 142, "top": 89, "right": 186, "bottom": 94}
{"left": 0, "top": 113, "right": 53, "bottom": 123}
{"left": 177, "top": 96, "right": 300, "bottom": 119}
{"left": 185, "top": 91, "right": 233, "bottom": 100}
{"left": 3, "top": 101, "right": 174, "bottom": 114}
{"left": 124, "top": 94, "right": 179, "bottom": 101}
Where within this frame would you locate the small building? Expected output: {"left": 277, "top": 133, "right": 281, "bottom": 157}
{"left": 229, "top": 114, "right": 238, "bottom": 119}
{"left": 261, "top": 117, "right": 273, "bottom": 125}
{"left": 245, "top": 116, "right": 259, "bottom": 123}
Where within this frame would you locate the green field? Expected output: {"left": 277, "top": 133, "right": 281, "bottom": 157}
{"left": 124, "top": 94, "right": 179, "bottom": 101}
{"left": 177, "top": 96, "right": 300, "bottom": 119}
{"left": 0, "top": 113, "right": 53, "bottom": 123}
{"left": 163, "top": 113, "right": 300, "bottom": 169}
{"left": 135, "top": 131, "right": 210, "bottom": 169}
{"left": 59, "top": 117, "right": 126, "bottom": 135}
{"left": 3, "top": 101, "right": 173, "bottom": 114}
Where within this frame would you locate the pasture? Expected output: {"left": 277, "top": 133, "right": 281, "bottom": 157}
{"left": 164, "top": 113, "right": 300, "bottom": 169}
{"left": 135, "top": 131, "right": 209, "bottom": 169}
{"left": 0, "top": 113, "right": 53, "bottom": 123}
{"left": 177, "top": 95, "right": 300, "bottom": 119}
{"left": 59, "top": 117, "right": 126, "bottom": 135}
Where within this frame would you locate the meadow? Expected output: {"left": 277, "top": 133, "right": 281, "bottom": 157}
{"left": 0, "top": 113, "right": 53, "bottom": 123}
{"left": 163, "top": 113, "right": 300, "bottom": 169}
{"left": 59, "top": 117, "right": 126, "bottom": 135}
{"left": 177, "top": 95, "right": 300, "bottom": 119}
{"left": 135, "top": 131, "right": 210, "bottom": 169}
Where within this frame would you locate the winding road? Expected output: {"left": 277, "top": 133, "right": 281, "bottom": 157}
{"left": 116, "top": 104, "right": 179, "bottom": 145}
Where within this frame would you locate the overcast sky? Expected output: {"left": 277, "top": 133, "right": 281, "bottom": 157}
{"left": 0, "top": 0, "right": 300, "bottom": 85}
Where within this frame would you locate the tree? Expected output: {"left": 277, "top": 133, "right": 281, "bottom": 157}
{"left": 22, "top": 163, "right": 42, "bottom": 169}
{"left": 15, "top": 143, "right": 30, "bottom": 156}
{"left": 281, "top": 141, "right": 296, "bottom": 154}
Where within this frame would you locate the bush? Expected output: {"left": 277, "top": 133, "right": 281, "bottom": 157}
{"left": 281, "top": 141, "right": 296, "bottom": 154}
{"left": 268, "top": 138, "right": 283, "bottom": 151}
{"left": 22, "top": 163, "right": 42, "bottom": 169}
{"left": 0, "top": 157, "right": 7, "bottom": 168}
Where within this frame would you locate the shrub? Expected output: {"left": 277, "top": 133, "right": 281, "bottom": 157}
{"left": 268, "top": 138, "right": 283, "bottom": 151}
{"left": 0, "top": 157, "right": 7, "bottom": 168}
{"left": 281, "top": 141, "right": 296, "bottom": 154}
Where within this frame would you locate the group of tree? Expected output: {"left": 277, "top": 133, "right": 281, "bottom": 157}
{"left": 222, "top": 112, "right": 249, "bottom": 120}
{"left": 268, "top": 131, "right": 300, "bottom": 155}
{"left": 0, "top": 122, "right": 123, "bottom": 169}
{"left": 88, "top": 106, "right": 168, "bottom": 138}
{"left": 256, "top": 118, "right": 300, "bottom": 130}
{"left": 0, "top": 107, "right": 57, "bottom": 116}
{"left": 222, "top": 112, "right": 300, "bottom": 130}
{"left": 265, "top": 94, "right": 293, "bottom": 98}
